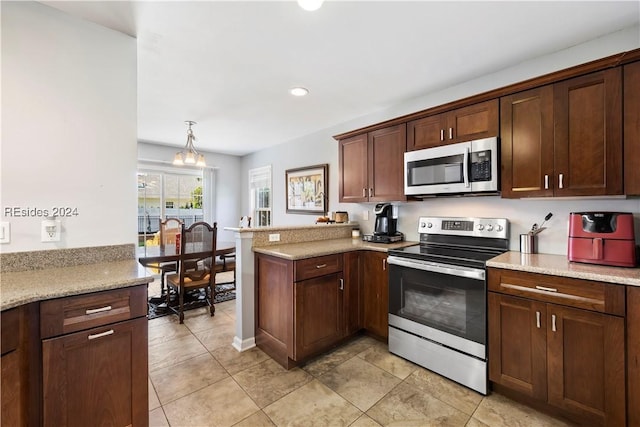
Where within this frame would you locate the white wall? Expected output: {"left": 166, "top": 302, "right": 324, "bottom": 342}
{"left": 137, "top": 142, "right": 241, "bottom": 243}
{"left": 1, "top": 2, "right": 137, "bottom": 253}
{"left": 241, "top": 25, "right": 640, "bottom": 255}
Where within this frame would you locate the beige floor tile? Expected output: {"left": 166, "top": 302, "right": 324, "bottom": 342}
{"left": 403, "top": 368, "right": 483, "bottom": 415}
{"left": 149, "top": 352, "right": 229, "bottom": 405}
{"left": 357, "top": 342, "right": 418, "bottom": 380}
{"left": 148, "top": 318, "right": 192, "bottom": 346}
{"left": 211, "top": 345, "right": 271, "bottom": 375}
{"left": 194, "top": 327, "right": 236, "bottom": 352}
{"left": 149, "top": 379, "right": 161, "bottom": 410}
{"left": 350, "top": 414, "right": 382, "bottom": 427}
{"left": 263, "top": 379, "right": 362, "bottom": 427}
{"left": 148, "top": 407, "right": 170, "bottom": 427}
{"left": 233, "top": 358, "right": 313, "bottom": 408}
{"left": 216, "top": 299, "right": 236, "bottom": 313}
{"left": 465, "top": 418, "right": 490, "bottom": 427}
{"left": 302, "top": 335, "right": 379, "bottom": 377}
{"left": 472, "top": 393, "right": 573, "bottom": 427}
{"left": 163, "top": 376, "right": 260, "bottom": 427}
{"left": 317, "top": 357, "right": 401, "bottom": 412}
{"left": 148, "top": 333, "right": 208, "bottom": 372}
{"left": 183, "top": 306, "right": 235, "bottom": 333}
{"left": 366, "top": 381, "right": 470, "bottom": 426}
{"left": 232, "top": 410, "right": 275, "bottom": 427}
{"left": 148, "top": 312, "right": 181, "bottom": 327}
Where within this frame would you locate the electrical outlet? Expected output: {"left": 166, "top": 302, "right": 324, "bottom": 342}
{"left": 41, "top": 219, "right": 61, "bottom": 242}
{"left": 269, "top": 233, "right": 280, "bottom": 242}
{"left": 0, "top": 222, "right": 10, "bottom": 244}
{"left": 362, "top": 210, "right": 369, "bottom": 221}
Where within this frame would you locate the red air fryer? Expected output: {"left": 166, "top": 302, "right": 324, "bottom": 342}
{"left": 568, "top": 212, "right": 637, "bottom": 267}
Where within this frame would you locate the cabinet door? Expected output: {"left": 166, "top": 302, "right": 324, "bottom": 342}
{"left": 488, "top": 293, "right": 547, "bottom": 400}
{"left": 368, "top": 124, "right": 406, "bottom": 202}
{"left": 294, "top": 272, "right": 343, "bottom": 360}
{"left": 624, "top": 61, "right": 640, "bottom": 196}
{"left": 343, "top": 251, "right": 363, "bottom": 336}
{"left": 407, "top": 113, "right": 447, "bottom": 150}
{"left": 554, "top": 69, "right": 623, "bottom": 197}
{"left": 628, "top": 286, "right": 640, "bottom": 427}
{"left": 448, "top": 99, "right": 499, "bottom": 143}
{"left": 500, "top": 86, "right": 554, "bottom": 198}
{"left": 546, "top": 305, "right": 625, "bottom": 426}
{"left": 42, "top": 317, "right": 148, "bottom": 427}
{"left": 362, "top": 251, "right": 389, "bottom": 339}
{"left": 338, "top": 134, "right": 369, "bottom": 202}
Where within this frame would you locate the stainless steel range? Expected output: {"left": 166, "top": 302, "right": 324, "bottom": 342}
{"left": 387, "top": 216, "right": 510, "bottom": 395}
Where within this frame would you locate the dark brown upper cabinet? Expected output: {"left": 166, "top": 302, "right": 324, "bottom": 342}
{"left": 624, "top": 61, "right": 640, "bottom": 196}
{"left": 501, "top": 69, "right": 623, "bottom": 198}
{"left": 407, "top": 99, "right": 499, "bottom": 151}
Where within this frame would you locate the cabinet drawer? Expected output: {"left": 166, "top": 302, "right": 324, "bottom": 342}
{"left": 488, "top": 268, "right": 625, "bottom": 316}
{"left": 40, "top": 285, "right": 147, "bottom": 339}
{"left": 295, "top": 254, "right": 343, "bottom": 281}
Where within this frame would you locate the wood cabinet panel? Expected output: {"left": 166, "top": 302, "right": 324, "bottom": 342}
{"left": 488, "top": 293, "right": 547, "bottom": 400}
{"left": 343, "top": 251, "right": 362, "bottom": 336}
{"left": 448, "top": 99, "right": 499, "bottom": 143}
{"left": 42, "top": 316, "right": 148, "bottom": 427}
{"left": 546, "top": 305, "right": 625, "bottom": 426}
{"left": 554, "top": 68, "right": 623, "bottom": 197}
{"left": 500, "top": 86, "right": 554, "bottom": 198}
{"left": 338, "top": 134, "right": 369, "bottom": 202}
{"left": 624, "top": 61, "right": 640, "bottom": 195}
{"left": 295, "top": 254, "right": 342, "bottom": 282}
{"left": 368, "top": 124, "right": 406, "bottom": 202}
{"left": 362, "top": 251, "right": 388, "bottom": 339}
{"left": 407, "top": 113, "right": 447, "bottom": 150}
{"left": 628, "top": 286, "right": 640, "bottom": 427}
{"left": 294, "top": 272, "right": 343, "bottom": 360}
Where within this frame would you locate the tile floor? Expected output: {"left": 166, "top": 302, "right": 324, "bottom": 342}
{"left": 147, "top": 294, "right": 574, "bottom": 427}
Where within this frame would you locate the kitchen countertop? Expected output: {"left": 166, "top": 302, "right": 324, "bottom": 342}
{"left": 487, "top": 251, "right": 640, "bottom": 287}
{"left": 253, "top": 238, "right": 418, "bottom": 260}
{"left": 0, "top": 260, "right": 153, "bottom": 311}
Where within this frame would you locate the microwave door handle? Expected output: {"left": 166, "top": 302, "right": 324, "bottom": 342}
{"left": 463, "top": 147, "right": 470, "bottom": 188}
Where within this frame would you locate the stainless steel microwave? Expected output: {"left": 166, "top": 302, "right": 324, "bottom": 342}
{"left": 404, "top": 137, "right": 499, "bottom": 196}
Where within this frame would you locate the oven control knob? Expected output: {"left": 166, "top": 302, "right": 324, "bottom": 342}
{"left": 477, "top": 224, "right": 484, "bottom": 231}
{"left": 426, "top": 222, "right": 433, "bottom": 228}
{"left": 487, "top": 224, "right": 494, "bottom": 231}
{"left": 496, "top": 225, "right": 504, "bottom": 232}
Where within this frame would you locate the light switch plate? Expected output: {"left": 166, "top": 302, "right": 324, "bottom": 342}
{"left": 0, "top": 222, "right": 10, "bottom": 244}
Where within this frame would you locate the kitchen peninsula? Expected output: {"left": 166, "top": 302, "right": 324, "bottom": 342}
{"left": 0, "top": 244, "right": 152, "bottom": 426}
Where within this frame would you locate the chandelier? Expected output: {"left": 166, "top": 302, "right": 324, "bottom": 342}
{"left": 173, "top": 121, "right": 206, "bottom": 167}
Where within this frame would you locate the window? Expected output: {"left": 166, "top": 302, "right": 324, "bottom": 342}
{"left": 249, "top": 165, "right": 272, "bottom": 227}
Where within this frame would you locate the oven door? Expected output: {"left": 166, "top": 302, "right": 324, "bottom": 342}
{"left": 387, "top": 256, "right": 486, "bottom": 359}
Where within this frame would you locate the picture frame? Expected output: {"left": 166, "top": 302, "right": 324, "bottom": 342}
{"left": 285, "top": 164, "right": 328, "bottom": 215}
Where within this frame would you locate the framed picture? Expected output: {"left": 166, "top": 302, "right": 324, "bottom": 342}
{"left": 285, "top": 164, "right": 328, "bottom": 215}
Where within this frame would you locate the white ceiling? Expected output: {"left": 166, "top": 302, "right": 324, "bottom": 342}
{"left": 41, "top": 1, "right": 639, "bottom": 156}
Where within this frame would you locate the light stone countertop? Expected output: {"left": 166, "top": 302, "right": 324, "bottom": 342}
{"left": 253, "top": 238, "right": 419, "bottom": 260}
{"left": 0, "top": 260, "right": 153, "bottom": 311}
{"left": 487, "top": 251, "right": 640, "bottom": 286}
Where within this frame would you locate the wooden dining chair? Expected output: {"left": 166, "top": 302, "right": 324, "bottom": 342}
{"left": 165, "top": 221, "right": 217, "bottom": 323}
{"left": 158, "top": 218, "right": 183, "bottom": 295}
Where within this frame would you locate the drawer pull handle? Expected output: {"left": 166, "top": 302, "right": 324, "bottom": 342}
{"left": 316, "top": 264, "right": 327, "bottom": 269}
{"left": 551, "top": 314, "right": 557, "bottom": 332}
{"left": 86, "top": 305, "right": 112, "bottom": 315}
{"left": 88, "top": 329, "right": 114, "bottom": 340}
{"left": 536, "top": 311, "right": 541, "bottom": 329}
{"left": 535, "top": 286, "right": 557, "bottom": 293}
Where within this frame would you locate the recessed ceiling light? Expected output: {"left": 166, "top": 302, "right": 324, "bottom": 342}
{"left": 290, "top": 87, "right": 309, "bottom": 97}
{"left": 297, "top": 0, "right": 324, "bottom": 11}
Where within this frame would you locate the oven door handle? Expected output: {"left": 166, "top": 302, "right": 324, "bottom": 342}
{"left": 387, "top": 256, "right": 485, "bottom": 280}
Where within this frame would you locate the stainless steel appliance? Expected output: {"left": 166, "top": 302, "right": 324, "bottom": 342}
{"left": 568, "top": 212, "right": 638, "bottom": 267}
{"left": 387, "top": 216, "right": 510, "bottom": 394}
{"left": 404, "top": 137, "right": 499, "bottom": 196}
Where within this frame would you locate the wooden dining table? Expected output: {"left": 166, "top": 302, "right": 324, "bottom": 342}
{"left": 137, "top": 240, "right": 236, "bottom": 268}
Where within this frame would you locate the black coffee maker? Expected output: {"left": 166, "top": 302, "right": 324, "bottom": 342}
{"left": 374, "top": 203, "right": 397, "bottom": 235}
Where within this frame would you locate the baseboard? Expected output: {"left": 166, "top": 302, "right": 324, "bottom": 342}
{"left": 232, "top": 335, "right": 256, "bottom": 352}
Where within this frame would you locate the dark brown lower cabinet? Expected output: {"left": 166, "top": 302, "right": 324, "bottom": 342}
{"left": 488, "top": 269, "right": 626, "bottom": 426}
{"left": 628, "top": 286, "right": 640, "bottom": 426}
{"left": 362, "top": 251, "right": 389, "bottom": 340}
{"left": 42, "top": 317, "right": 148, "bottom": 427}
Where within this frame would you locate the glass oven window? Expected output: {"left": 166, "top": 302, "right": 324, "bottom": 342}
{"left": 389, "top": 263, "right": 485, "bottom": 344}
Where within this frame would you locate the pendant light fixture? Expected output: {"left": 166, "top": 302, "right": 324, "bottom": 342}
{"left": 173, "top": 120, "right": 206, "bottom": 167}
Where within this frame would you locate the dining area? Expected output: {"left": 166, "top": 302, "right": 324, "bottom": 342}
{"left": 138, "top": 218, "right": 236, "bottom": 323}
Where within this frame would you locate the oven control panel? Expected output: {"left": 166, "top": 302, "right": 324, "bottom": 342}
{"left": 418, "top": 216, "right": 509, "bottom": 239}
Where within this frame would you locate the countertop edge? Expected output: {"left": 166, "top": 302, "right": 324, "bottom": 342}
{"left": 252, "top": 239, "right": 419, "bottom": 260}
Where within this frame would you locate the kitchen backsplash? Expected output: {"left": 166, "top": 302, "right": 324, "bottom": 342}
{"left": 344, "top": 196, "right": 640, "bottom": 256}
